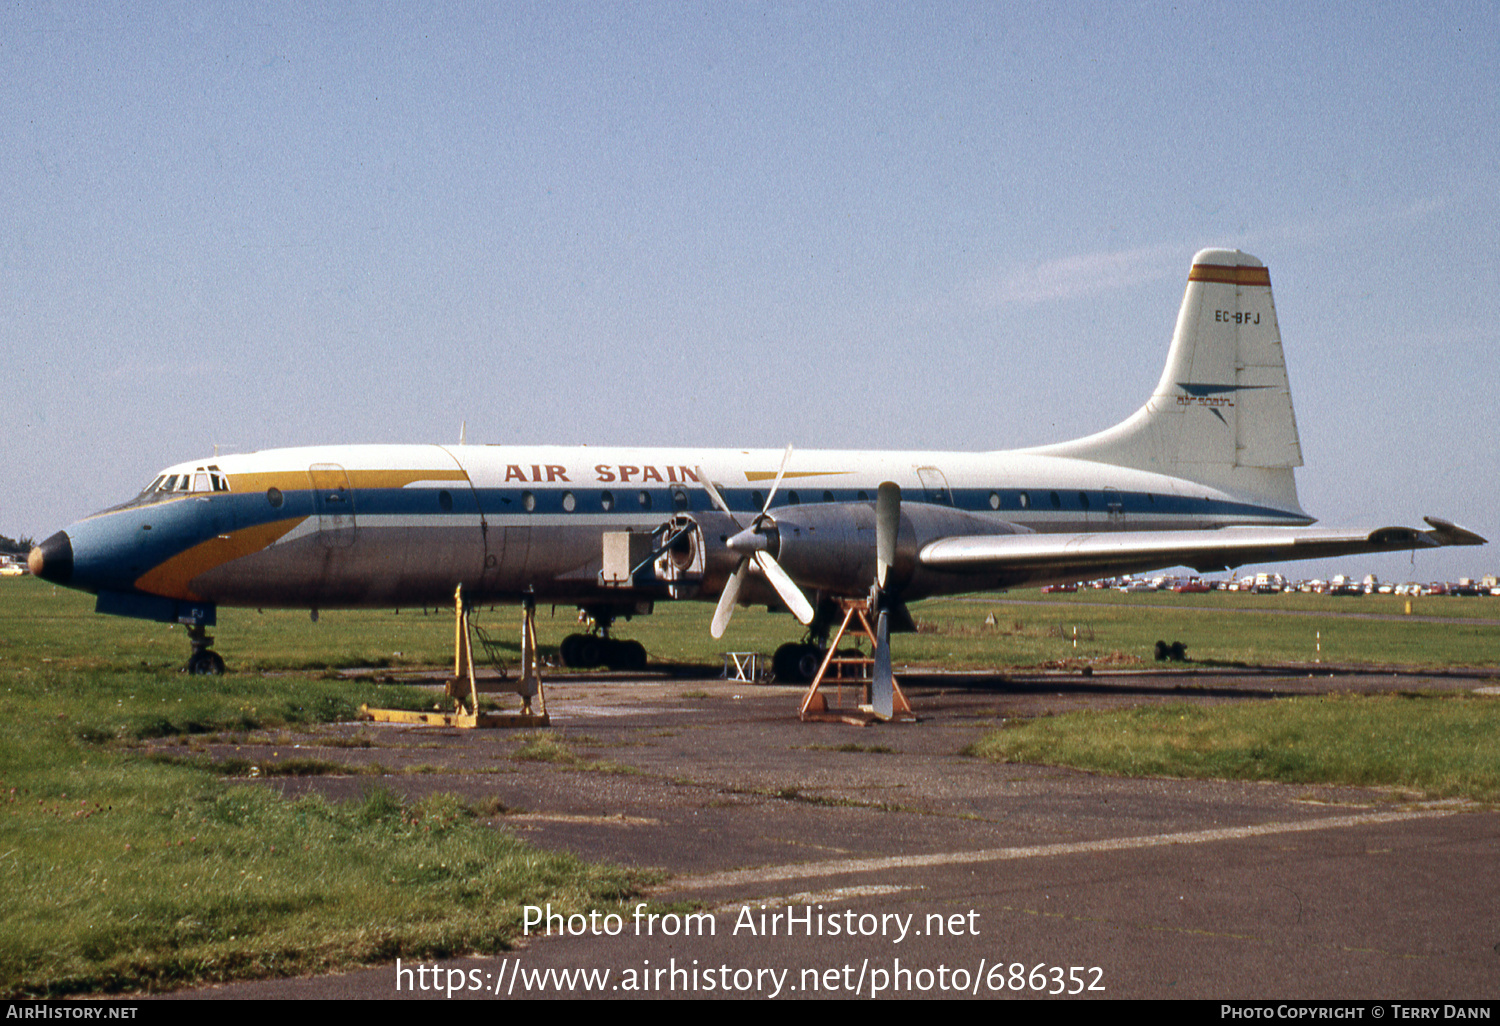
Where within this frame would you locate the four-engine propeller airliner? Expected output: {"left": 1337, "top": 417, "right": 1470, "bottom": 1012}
{"left": 28, "top": 249, "right": 1484, "bottom": 678}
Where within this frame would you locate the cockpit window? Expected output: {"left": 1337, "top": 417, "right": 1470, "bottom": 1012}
{"left": 132, "top": 465, "right": 232, "bottom": 504}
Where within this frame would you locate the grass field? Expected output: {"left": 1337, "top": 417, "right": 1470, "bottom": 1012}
{"left": 0, "top": 581, "right": 643, "bottom": 998}
{"left": 7, "top": 576, "right": 1497, "bottom": 675}
{"left": 2, "top": 576, "right": 1497, "bottom": 996}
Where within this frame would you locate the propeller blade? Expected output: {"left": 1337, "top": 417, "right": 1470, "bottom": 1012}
{"left": 760, "top": 443, "right": 794, "bottom": 515}
{"left": 876, "top": 481, "right": 900, "bottom": 590}
{"left": 711, "top": 559, "right": 750, "bottom": 638}
{"left": 695, "top": 467, "right": 742, "bottom": 527}
{"left": 753, "top": 551, "right": 815, "bottom": 625}
{"left": 872, "top": 605, "right": 893, "bottom": 719}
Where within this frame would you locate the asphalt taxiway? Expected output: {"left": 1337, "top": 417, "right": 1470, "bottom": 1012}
{"left": 169, "top": 667, "right": 1500, "bottom": 1000}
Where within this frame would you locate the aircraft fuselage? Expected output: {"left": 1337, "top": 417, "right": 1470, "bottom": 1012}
{"left": 36, "top": 441, "right": 1310, "bottom": 626}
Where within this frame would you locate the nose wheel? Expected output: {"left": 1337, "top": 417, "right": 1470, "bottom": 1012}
{"left": 184, "top": 625, "right": 226, "bottom": 675}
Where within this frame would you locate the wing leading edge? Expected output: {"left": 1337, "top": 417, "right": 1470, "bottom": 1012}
{"left": 918, "top": 516, "right": 1486, "bottom": 588}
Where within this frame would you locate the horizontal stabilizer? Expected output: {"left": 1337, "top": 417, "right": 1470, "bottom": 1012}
{"left": 1422, "top": 516, "right": 1487, "bottom": 547}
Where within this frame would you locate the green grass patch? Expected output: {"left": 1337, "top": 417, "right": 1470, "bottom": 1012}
{"left": 513, "top": 733, "right": 580, "bottom": 764}
{"left": 0, "top": 769, "right": 637, "bottom": 997}
{"left": 965, "top": 694, "right": 1500, "bottom": 800}
{"left": 510, "top": 733, "right": 639, "bottom": 775}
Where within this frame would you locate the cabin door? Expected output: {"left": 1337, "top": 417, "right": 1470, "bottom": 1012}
{"left": 1104, "top": 487, "right": 1125, "bottom": 529}
{"left": 916, "top": 466, "right": 952, "bottom": 505}
{"left": 308, "top": 464, "right": 356, "bottom": 548}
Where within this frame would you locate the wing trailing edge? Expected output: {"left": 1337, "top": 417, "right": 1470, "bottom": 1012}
{"left": 918, "top": 518, "right": 1486, "bottom": 586}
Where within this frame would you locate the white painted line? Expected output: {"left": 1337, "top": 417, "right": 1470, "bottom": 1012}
{"left": 670, "top": 806, "right": 1462, "bottom": 891}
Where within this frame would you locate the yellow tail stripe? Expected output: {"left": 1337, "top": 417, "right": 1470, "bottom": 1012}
{"left": 1188, "top": 263, "right": 1271, "bottom": 286}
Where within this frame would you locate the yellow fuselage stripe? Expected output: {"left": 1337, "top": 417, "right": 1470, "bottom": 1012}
{"left": 133, "top": 518, "right": 307, "bottom": 600}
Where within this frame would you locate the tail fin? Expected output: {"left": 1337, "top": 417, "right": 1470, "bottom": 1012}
{"left": 1028, "top": 248, "right": 1306, "bottom": 514}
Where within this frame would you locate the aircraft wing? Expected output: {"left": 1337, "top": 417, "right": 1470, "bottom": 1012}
{"left": 918, "top": 517, "right": 1486, "bottom": 586}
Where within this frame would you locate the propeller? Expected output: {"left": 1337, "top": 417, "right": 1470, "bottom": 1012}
{"left": 697, "top": 445, "right": 815, "bottom": 638}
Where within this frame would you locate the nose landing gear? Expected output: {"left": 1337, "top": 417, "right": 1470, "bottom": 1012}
{"left": 184, "top": 624, "right": 226, "bottom": 675}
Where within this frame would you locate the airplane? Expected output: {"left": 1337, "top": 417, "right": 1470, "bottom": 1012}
{"left": 27, "top": 248, "right": 1484, "bottom": 681}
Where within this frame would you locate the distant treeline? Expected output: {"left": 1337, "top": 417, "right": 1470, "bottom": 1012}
{"left": 1, "top": 535, "right": 35, "bottom": 555}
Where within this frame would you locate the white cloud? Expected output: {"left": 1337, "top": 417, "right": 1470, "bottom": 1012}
{"left": 978, "top": 243, "right": 1182, "bottom": 307}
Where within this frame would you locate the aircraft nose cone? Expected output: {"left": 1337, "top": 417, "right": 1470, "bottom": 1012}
{"left": 28, "top": 531, "right": 73, "bottom": 585}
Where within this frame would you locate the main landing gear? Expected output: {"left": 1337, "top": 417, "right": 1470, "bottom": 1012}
{"left": 770, "top": 596, "right": 841, "bottom": 684}
{"left": 558, "top": 606, "right": 648, "bottom": 671}
{"left": 184, "top": 624, "right": 226, "bottom": 676}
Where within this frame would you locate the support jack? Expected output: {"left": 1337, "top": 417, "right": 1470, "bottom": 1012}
{"left": 362, "top": 586, "right": 550, "bottom": 729}
{"left": 798, "top": 598, "right": 915, "bottom": 726}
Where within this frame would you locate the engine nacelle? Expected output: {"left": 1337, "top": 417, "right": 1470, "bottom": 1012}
{"left": 769, "top": 502, "right": 1030, "bottom": 598}
{"left": 649, "top": 510, "right": 745, "bottom": 598}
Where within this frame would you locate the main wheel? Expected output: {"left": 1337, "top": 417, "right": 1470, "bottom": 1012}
{"left": 618, "top": 640, "right": 647, "bottom": 671}
{"left": 559, "top": 633, "right": 587, "bottom": 667}
{"left": 795, "top": 644, "right": 825, "bottom": 682}
{"left": 187, "top": 650, "right": 225, "bottom": 675}
{"left": 773, "top": 643, "right": 823, "bottom": 684}
{"left": 574, "top": 634, "right": 602, "bottom": 668}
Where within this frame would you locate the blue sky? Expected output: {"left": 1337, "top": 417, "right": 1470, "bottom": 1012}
{"left": 3, "top": 1, "right": 1497, "bottom": 584}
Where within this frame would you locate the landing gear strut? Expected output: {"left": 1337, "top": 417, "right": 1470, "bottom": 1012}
{"left": 558, "top": 606, "right": 648, "bottom": 671}
{"left": 184, "top": 624, "right": 225, "bottom": 676}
